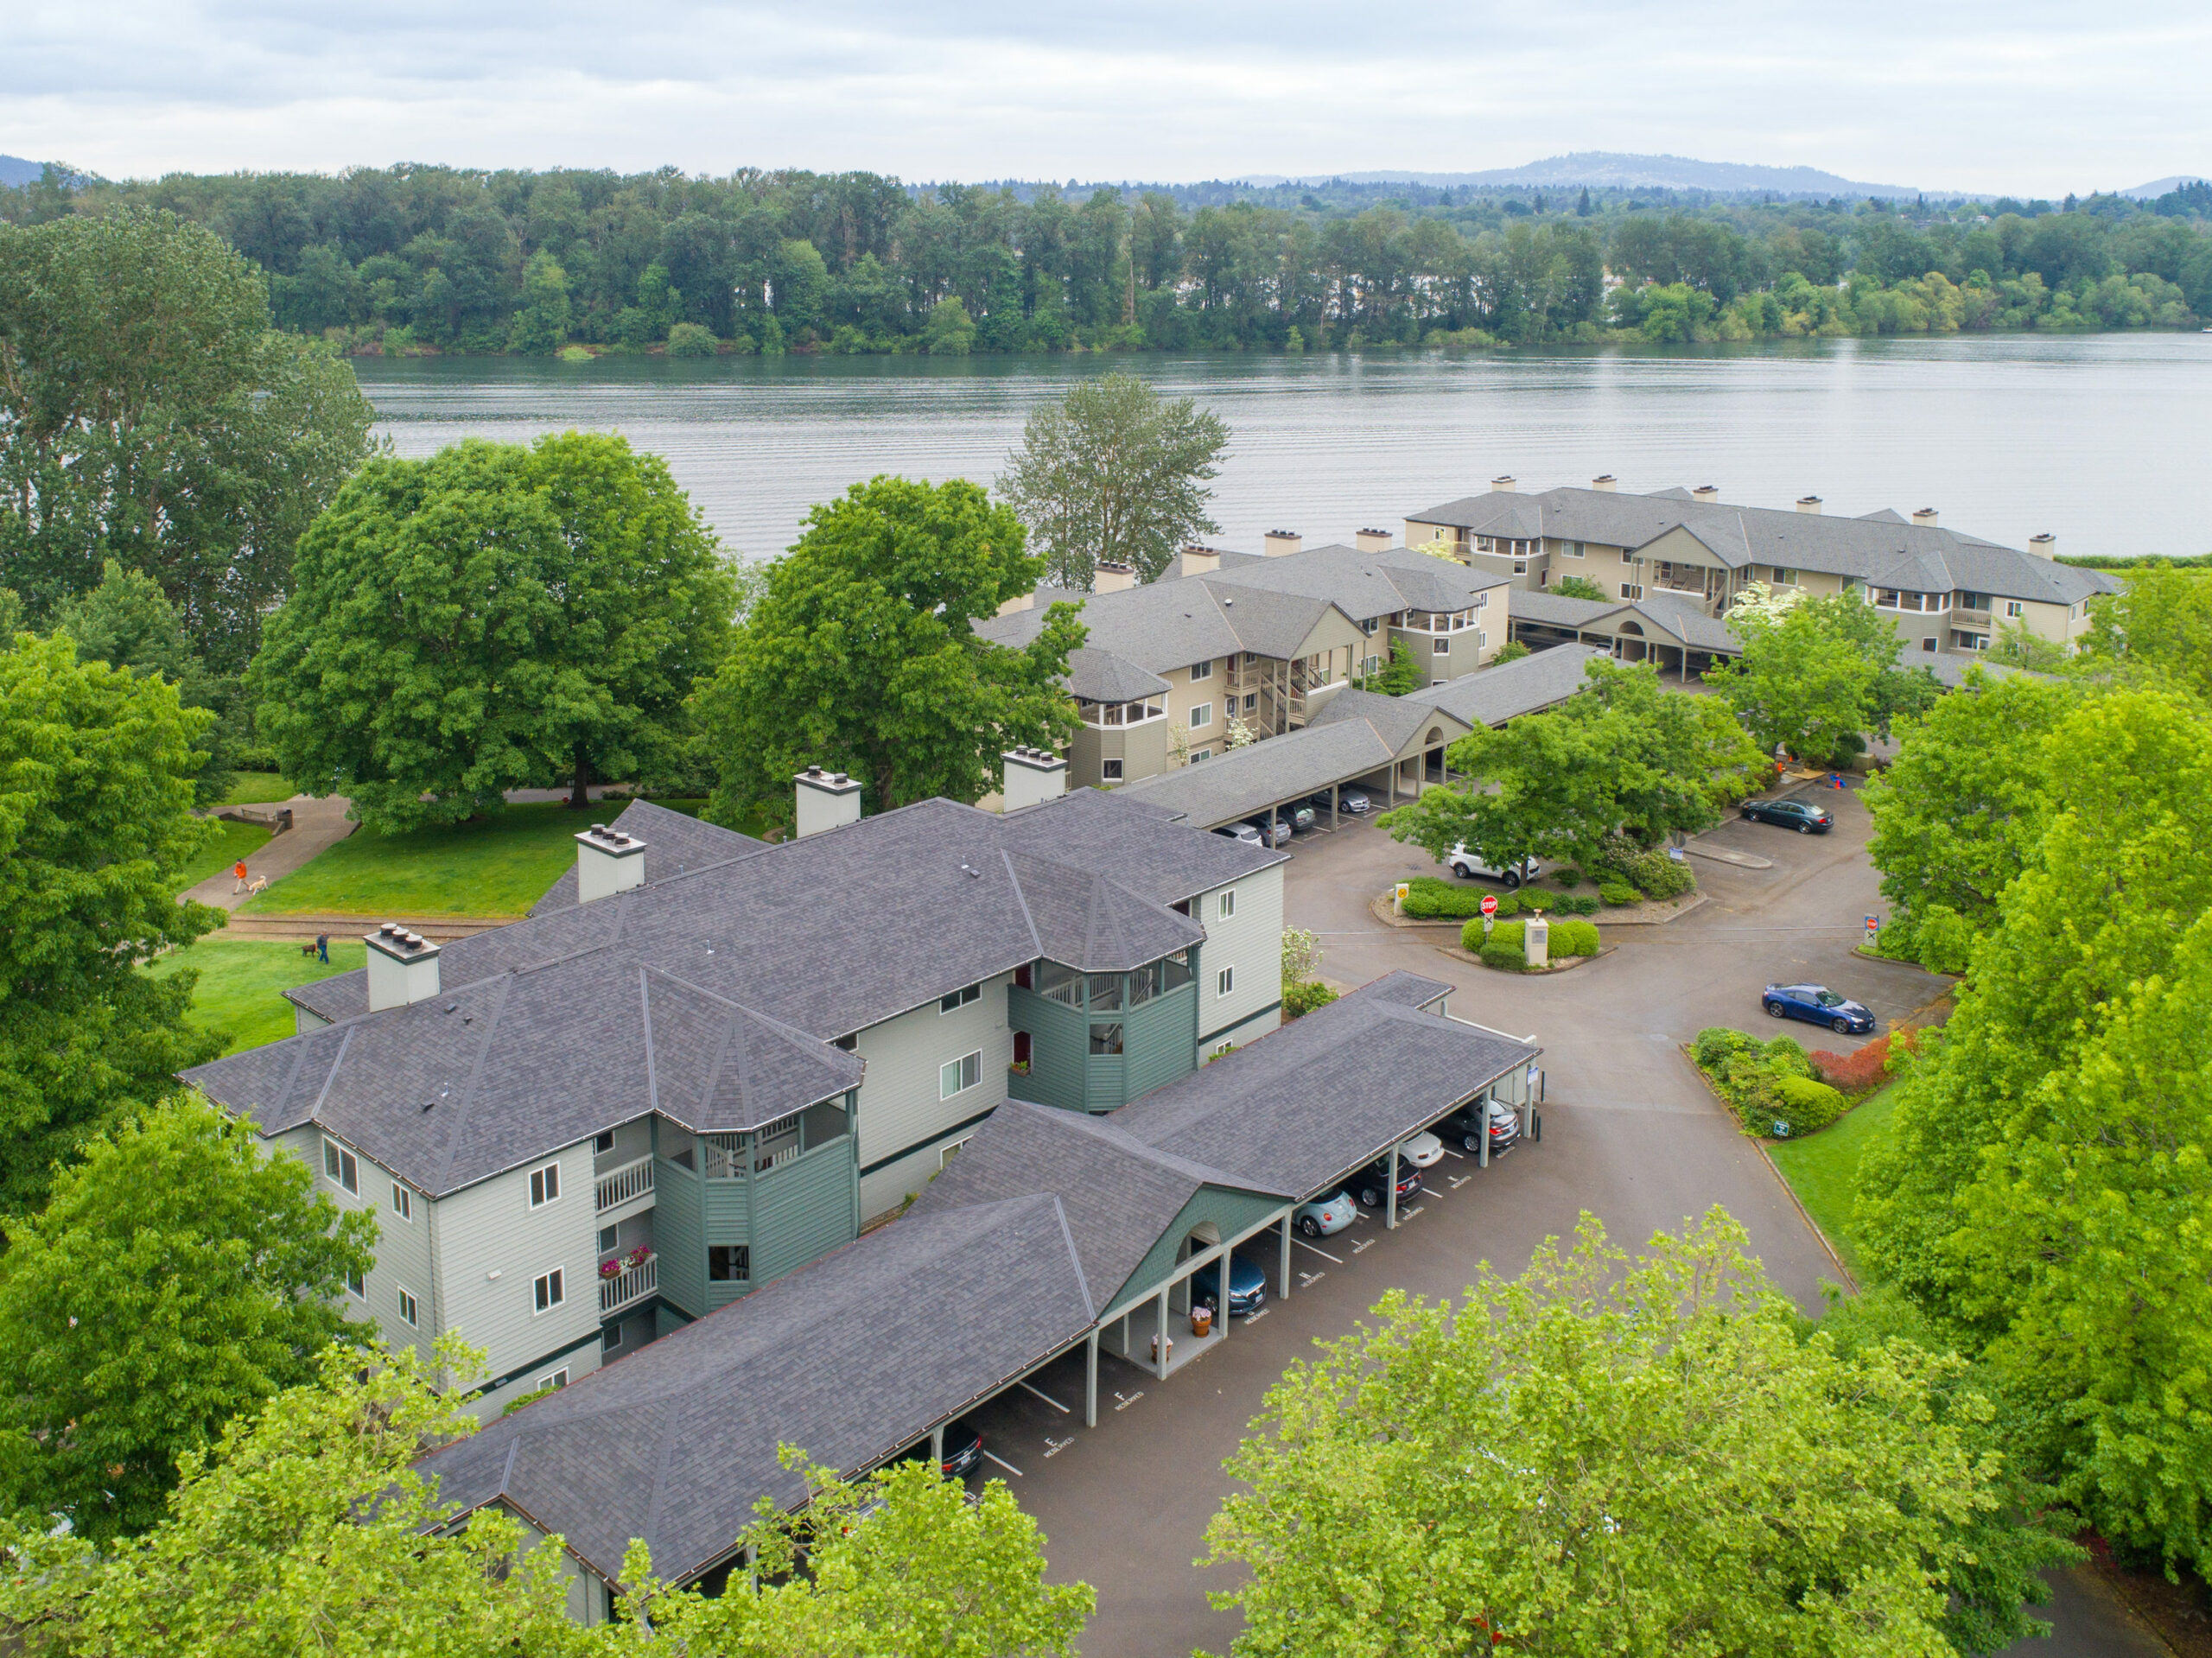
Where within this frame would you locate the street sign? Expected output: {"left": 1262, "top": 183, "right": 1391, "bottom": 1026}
{"left": 1480, "top": 893, "right": 1498, "bottom": 918}
{"left": 1865, "top": 915, "right": 1878, "bottom": 938}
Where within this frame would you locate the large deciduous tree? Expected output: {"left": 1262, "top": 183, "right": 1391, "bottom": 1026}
{"left": 0, "top": 1096, "right": 377, "bottom": 1539}
{"left": 696, "top": 475, "right": 1084, "bottom": 829}
{"left": 0, "top": 631, "right": 221, "bottom": 1217}
{"left": 2079, "top": 562, "right": 2212, "bottom": 703}
{"left": 1205, "top": 1210, "right": 2068, "bottom": 1658}
{"left": 1383, "top": 658, "right": 1763, "bottom": 873}
{"left": 1709, "top": 588, "right": 1936, "bottom": 765}
{"left": 251, "top": 433, "right": 738, "bottom": 830}
{"left": 996, "top": 372, "right": 1230, "bottom": 588}
{"left": 0, "top": 209, "right": 376, "bottom": 671}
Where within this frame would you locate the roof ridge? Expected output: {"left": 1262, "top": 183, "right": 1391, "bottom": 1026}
{"left": 433, "top": 971, "right": 514, "bottom": 1190}
{"left": 1049, "top": 1193, "right": 1096, "bottom": 1320}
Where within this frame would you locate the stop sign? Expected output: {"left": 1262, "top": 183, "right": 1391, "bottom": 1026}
{"left": 1480, "top": 893, "right": 1498, "bottom": 918}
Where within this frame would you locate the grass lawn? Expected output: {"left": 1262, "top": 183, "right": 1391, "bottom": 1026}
{"left": 1767, "top": 1081, "right": 1905, "bottom": 1281}
{"left": 213, "top": 771, "right": 306, "bottom": 805}
{"left": 149, "top": 935, "right": 368, "bottom": 1055}
{"left": 239, "top": 797, "right": 709, "bottom": 919}
{"left": 176, "top": 819, "right": 273, "bottom": 895}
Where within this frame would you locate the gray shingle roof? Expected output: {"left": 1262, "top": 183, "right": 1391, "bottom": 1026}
{"left": 189, "top": 791, "right": 1274, "bottom": 1192}
{"left": 1112, "top": 719, "right": 1402, "bottom": 829}
{"left": 1306, "top": 686, "right": 1473, "bottom": 753}
{"left": 415, "top": 1195, "right": 1097, "bottom": 1587}
{"left": 1111, "top": 973, "right": 1541, "bottom": 1198}
{"left": 531, "top": 800, "right": 764, "bottom": 918}
{"left": 1401, "top": 643, "right": 1612, "bottom": 726}
{"left": 1508, "top": 589, "right": 1627, "bottom": 628}
{"left": 1629, "top": 590, "right": 1743, "bottom": 651}
{"left": 1204, "top": 543, "right": 1503, "bottom": 622}
{"left": 1064, "top": 646, "right": 1172, "bottom": 702}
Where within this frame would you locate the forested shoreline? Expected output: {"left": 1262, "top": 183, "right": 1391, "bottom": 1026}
{"left": 3, "top": 165, "right": 2207, "bottom": 355}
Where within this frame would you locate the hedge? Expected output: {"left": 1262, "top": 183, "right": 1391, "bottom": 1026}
{"left": 1402, "top": 875, "right": 1519, "bottom": 919}
{"left": 1548, "top": 918, "right": 1601, "bottom": 957}
{"left": 1549, "top": 893, "right": 1600, "bottom": 916}
{"left": 1769, "top": 1075, "right": 1847, "bottom": 1138}
{"left": 1691, "top": 1026, "right": 1844, "bottom": 1137}
{"left": 1284, "top": 980, "right": 1339, "bottom": 1019}
{"left": 1479, "top": 941, "right": 1527, "bottom": 971}
{"left": 1599, "top": 881, "right": 1640, "bottom": 906}
{"left": 1810, "top": 1030, "right": 1910, "bottom": 1093}
{"left": 1594, "top": 841, "right": 1698, "bottom": 901}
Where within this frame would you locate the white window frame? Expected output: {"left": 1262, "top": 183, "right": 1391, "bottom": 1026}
{"left": 1621, "top": 549, "right": 1637, "bottom": 565}
{"left": 938, "top": 1135, "right": 973, "bottom": 1172}
{"left": 939, "top": 1051, "right": 982, "bottom": 1100}
{"left": 1217, "top": 965, "right": 1236, "bottom": 997}
{"left": 2005, "top": 599, "right": 2024, "bottom": 618}
{"left": 1188, "top": 657, "right": 1214, "bottom": 681}
{"left": 1771, "top": 567, "right": 1796, "bottom": 586}
{"left": 1921, "top": 637, "right": 1937, "bottom": 652}
{"left": 528, "top": 1161, "right": 562, "bottom": 1210}
{"left": 537, "top": 1369, "right": 569, "bottom": 1391}
{"left": 390, "top": 1181, "right": 411, "bottom": 1221}
{"left": 1477, "top": 629, "right": 1488, "bottom": 649}
{"left": 1432, "top": 637, "right": 1450, "bottom": 654}
{"left": 1101, "top": 758, "right": 1124, "bottom": 781}
{"left": 397, "top": 1286, "right": 418, "bottom": 1327}
{"left": 1217, "top": 889, "right": 1236, "bottom": 919}
{"left": 1620, "top": 582, "right": 1643, "bottom": 600}
{"left": 1189, "top": 747, "right": 1211, "bottom": 763}
{"left": 1187, "top": 702, "right": 1213, "bottom": 729}
{"left": 939, "top": 982, "right": 980, "bottom": 1014}
{"left": 346, "top": 1267, "right": 366, "bottom": 1299}
{"left": 322, "top": 1138, "right": 359, "bottom": 1197}
{"left": 1564, "top": 540, "right": 1585, "bottom": 558}
{"left": 533, "top": 1268, "right": 566, "bottom": 1314}
{"left": 593, "top": 1130, "right": 615, "bottom": 1153}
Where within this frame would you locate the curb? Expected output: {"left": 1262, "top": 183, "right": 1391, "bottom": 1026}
{"left": 1369, "top": 892, "right": 1705, "bottom": 931}
{"left": 1678, "top": 1042, "right": 1858, "bottom": 1292}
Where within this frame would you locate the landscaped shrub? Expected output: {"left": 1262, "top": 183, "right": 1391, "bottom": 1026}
{"left": 1283, "top": 980, "right": 1338, "bottom": 1019}
{"left": 1479, "top": 940, "right": 1527, "bottom": 971}
{"left": 1691, "top": 1026, "right": 1847, "bottom": 1138}
{"left": 1762, "top": 1033, "right": 1813, "bottom": 1076}
{"left": 1694, "top": 1026, "right": 1756, "bottom": 1069}
{"left": 1767, "top": 1075, "right": 1847, "bottom": 1138}
{"left": 1402, "top": 876, "right": 1516, "bottom": 919}
{"left": 1490, "top": 920, "right": 1525, "bottom": 953}
{"left": 1593, "top": 838, "right": 1698, "bottom": 900}
{"left": 1809, "top": 1029, "right": 1920, "bottom": 1093}
{"left": 1549, "top": 893, "right": 1600, "bottom": 916}
{"left": 1548, "top": 918, "right": 1602, "bottom": 956}
{"left": 1517, "top": 890, "right": 1552, "bottom": 914}
{"left": 1554, "top": 867, "right": 1583, "bottom": 886}
{"left": 1599, "top": 881, "right": 1640, "bottom": 906}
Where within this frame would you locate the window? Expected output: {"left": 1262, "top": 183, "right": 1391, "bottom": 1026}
{"left": 1622, "top": 549, "right": 1637, "bottom": 564}
{"left": 1477, "top": 629, "right": 1488, "bottom": 649}
{"left": 1475, "top": 589, "right": 1490, "bottom": 609}
{"left": 528, "top": 1162, "right": 561, "bottom": 1209}
{"left": 939, "top": 1051, "right": 982, "bottom": 1099}
{"left": 938, "top": 1137, "right": 971, "bottom": 1171}
{"left": 1190, "top": 748, "right": 1211, "bottom": 763}
{"left": 1564, "top": 540, "right": 1585, "bottom": 558}
{"left": 2005, "top": 600, "right": 2024, "bottom": 619}
{"left": 1360, "top": 616, "right": 1379, "bottom": 636}
{"left": 1620, "top": 582, "right": 1643, "bottom": 600}
{"left": 1242, "top": 694, "right": 1257, "bottom": 712}
{"left": 1921, "top": 637, "right": 1937, "bottom": 651}
{"left": 599, "top": 1223, "right": 620, "bottom": 1253}
{"left": 1188, "top": 702, "right": 1213, "bottom": 728}
{"left": 1770, "top": 567, "right": 1796, "bottom": 585}
{"left": 397, "top": 1286, "right": 418, "bottom": 1327}
{"left": 1217, "top": 965, "right": 1236, "bottom": 997}
{"left": 346, "top": 1267, "right": 366, "bottom": 1299}
{"left": 1513, "top": 561, "right": 1527, "bottom": 575}
{"left": 1188, "top": 657, "right": 1214, "bottom": 680}
{"left": 1217, "top": 889, "right": 1236, "bottom": 918}
{"left": 390, "top": 1181, "right": 411, "bottom": 1221}
{"left": 593, "top": 1130, "right": 615, "bottom": 1154}
{"left": 939, "top": 982, "right": 981, "bottom": 1014}
{"left": 1432, "top": 637, "right": 1450, "bottom": 654}
{"left": 533, "top": 1268, "right": 566, "bottom": 1313}
{"left": 1101, "top": 759, "right": 1124, "bottom": 782}
{"left": 709, "top": 1244, "right": 751, "bottom": 1281}
{"left": 322, "top": 1139, "right": 359, "bottom": 1196}
{"left": 537, "top": 1369, "right": 569, "bottom": 1392}
{"left": 604, "top": 1323, "right": 624, "bottom": 1354}
{"left": 1088, "top": 1022, "right": 1123, "bottom": 1055}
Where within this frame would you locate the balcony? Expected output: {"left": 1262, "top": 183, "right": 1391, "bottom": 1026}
{"left": 1954, "top": 607, "right": 1992, "bottom": 627}
{"left": 594, "top": 1154, "right": 654, "bottom": 1214}
{"left": 599, "top": 1250, "right": 657, "bottom": 1315}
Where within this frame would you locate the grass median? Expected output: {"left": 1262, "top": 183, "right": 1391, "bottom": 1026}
{"left": 1765, "top": 1081, "right": 1904, "bottom": 1282}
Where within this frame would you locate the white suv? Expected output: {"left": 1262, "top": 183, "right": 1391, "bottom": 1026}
{"left": 1446, "top": 843, "right": 1542, "bottom": 890}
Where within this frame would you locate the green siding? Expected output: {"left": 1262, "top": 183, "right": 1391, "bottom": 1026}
{"left": 753, "top": 1140, "right": 860, "bottom": 1286}
{"left": 1106, "top": 1186, "right": 1288, "bottom": 1315}
{"left": 653, "top": 1158, "right": 707, "bottom": 1318}
{"left": 702, "top": 1179, "right": 754, "bottom": 1312}
{"left": 1121, "top": 981, "right": 1198, "bottom": 1101}
{"left": 1010, "top": 986, "right": 1087, "bottom": 1111}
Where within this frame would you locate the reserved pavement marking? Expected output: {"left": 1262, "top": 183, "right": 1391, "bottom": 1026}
{"left": 1294, "top": 1239, "right": 1344, "bottom": 1263}
{"left": 1351, "top": 1236, "right": 1375, "bottom": 1254}
{"left": 1017, "top": 1380, "right": 1071, "bottom": 1414}
{"left": 1300, "top": 1270, "right": 1327, "bottom": 1286}
{"left": 982, "top": 1450, "right": 1025, "bottom": 1477}
{"left": 1449, "top": 1173, "right": 1472, "bottom": 1189}
{"left": 1402, "top": 1204, "right": 1426, "bottom": 1219}
{"left": 1113, "top": 1390, "right": 1144, "bottom": 1413}
{"left": 1244, "top": 1307, "right": 1270, "bottom": 1323}
{"left": 1042, "top": 1435, "right": 1075, "bottom": 1459}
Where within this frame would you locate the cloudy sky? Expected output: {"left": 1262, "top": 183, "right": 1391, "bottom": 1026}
{"left": 5, "top": 1, "right": 2205, "bottom": 194}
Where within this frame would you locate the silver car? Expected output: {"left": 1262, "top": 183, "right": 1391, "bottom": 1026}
{"left": 1294, "top": 1191, "right": 1357, "bottom": 1238}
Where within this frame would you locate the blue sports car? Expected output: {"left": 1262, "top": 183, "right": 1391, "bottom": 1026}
{"left": 1763, "top": 982, "right": 1876, "bottom": 1035}
{"left": 1191, "top": 1253, "right": 1267, "bottom": 1318}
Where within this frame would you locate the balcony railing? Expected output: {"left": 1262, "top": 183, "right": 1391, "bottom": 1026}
{"left": 1954, "top": 607, "right": 1992, "bottom": 627}
{"left": 600, "top": 1251, "right": 657, "bottom": 1315}
{"left": 594, "top": 1155, "right": 654, "bottom": 1213}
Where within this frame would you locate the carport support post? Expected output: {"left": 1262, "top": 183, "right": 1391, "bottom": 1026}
{"left": 1278, "top": 1212, "right": 1293, "bottom": 1297}
{"left": 1387, "top": 1144, "right": 1400, "bottom": 1229}
{"left": 1330, "top": 784, "right": 1339, "bottom": 831}
{"left": 1479, "top": 1094, "right": 1491, "bottom": 1168}
{"left": 931, "top": 1423, "right": 944, "bottom": 1471}
{"left": 1084, "top": 1329, "right": 1098, "bottom": 1426}
{"left": 1154, "top": 1287, "right": 1170, "bottom": 1379}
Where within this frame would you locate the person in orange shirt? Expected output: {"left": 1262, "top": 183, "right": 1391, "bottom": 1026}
{"left": 232, "top": 858, "right": 250, "bottom": 893}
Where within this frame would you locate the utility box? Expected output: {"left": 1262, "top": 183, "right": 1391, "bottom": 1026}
{"left": 1393, "top": 882, "right": 1410, "bottom": 914}
{"left": 1524, "top": 914, "right": 1549, "bottom": 968}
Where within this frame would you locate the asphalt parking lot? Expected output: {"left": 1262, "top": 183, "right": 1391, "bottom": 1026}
{"left": 968, "top": 783, "right": 2165, "bottom": 1658}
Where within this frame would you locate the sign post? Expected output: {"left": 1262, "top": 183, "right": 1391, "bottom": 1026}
{"left": 1480, "top": 892, "right": 1498, "bottom": 940}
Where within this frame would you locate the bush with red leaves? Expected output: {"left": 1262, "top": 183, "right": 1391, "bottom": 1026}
{"left": 1810, "top": 1033, "right": 1894, "bottom": 1095}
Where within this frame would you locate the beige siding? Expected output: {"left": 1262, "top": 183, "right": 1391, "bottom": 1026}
{"left": 1196, "top": 863, "right": 1285, "bottom": 1046}
{"left": 852, "top": 977, "right": 1015, "bottom": 1218}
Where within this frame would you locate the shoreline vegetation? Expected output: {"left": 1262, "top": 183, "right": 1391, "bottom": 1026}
{"left": 7, "top": 165, "right": 2205, "bottom": 359}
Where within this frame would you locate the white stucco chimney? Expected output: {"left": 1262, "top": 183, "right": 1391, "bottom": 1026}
{"left": 1490, "top": 476, "right": 1516, "bottom": 492}
{"left": 1353, "top": 528, "right": 1391, "bottom": 553}
{"left": 1262, "top": 530, "right": 1302, "bottom": 556}
{"left": 575, "top": 822, "right": 647, "bottom": 904}
{"left": 1796, "top": 496, "right": 1823, "bottom": 515}
{"left": 1179, "top": 543, "right": 1221, "bottom": 575}
{"left": 365, "top": 924, "right": 441, "bottom": 1012}
{"left": 1592, "top": 474, "right": 1618, "bottom": 492}
{"left": 1094, "top": 561, "right": 1136, "bottom": 593}
{"left": 794, "top": 766, "right": 863, "bottom": 837}
{"left": 1912, "top": 507, "right": 1940, "bottom": 528}
{"left": 2027, "top": 532, "right": 2056, "bottom": 558}
{"left": 1692, "top": 485, "right": 1720, "bottom": 503}
{"left": 1001, "top": 747, "right": 1068, "bottom": 812}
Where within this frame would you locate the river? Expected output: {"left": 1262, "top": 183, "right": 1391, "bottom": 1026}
{"left": 354, "top": 335, "right": 2212, "bottom": 561}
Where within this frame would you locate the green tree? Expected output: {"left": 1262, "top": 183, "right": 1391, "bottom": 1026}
{"left": 51, "top": 559, "right": 238, "bottom": 804}
{"left": 922, "top": 296, "right": 975, "bottom": 355}
{"left": 1548, "top": 574, "right": 1608, "bottom": 601}
{"left": 251, "top": 433, "right": 738, "bottom": 828}
{"left": 1384, "top": 659, "right": 1762, "bottom": 873}
{"left": 0, "top": 210, "right": 376, "bottom": 671}
{"left": 0, "top": 1096, "right": 377, "bottom": 1538}
{"left": 506, "top": 248, "right": 573, "bottom": 353}
{"left": 1353, "top": 637, "right": 1423, "bottom": 695}
{"left": 696, "top": 476, "right": 1083, "bottom": 829}
{"left": 1710, "top": 590, "right": 1931, "bottom": 765}
{"left": 1205, "top": 1210, "right": 2065, "bottom": 1658}
{"left": 665, "top": 321, "right": 720, "bottom": 357}
{"left": 614, "top": 1451, "right": 1092, "bottom": 1656}
{"left": 1863, "top": 669, "right": 2077, "bottom": 972}
{"left": 2079, "top": 562, "right": 2212, "bottom": 702}
{"left": 0, "top": 1337, "right": 594, "bottom": 1656}
{"left": 1490, "top": 638, "right": 1531, "bottom": 664}
{"left": 0, "top": 632, "right": 221, "bottom": 1217}
{"left": 996, "top": 372, "right": 1230, "bottom": 587}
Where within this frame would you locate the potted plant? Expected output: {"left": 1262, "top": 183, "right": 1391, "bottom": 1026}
{"left": 599, "top": 1258, "right": 622, "bottom": 1280}
{"left": 624, "top": 1242, "right": 652, "bottom": 1269}
{"left": 1191, "top": 1305, "right": 1214, "bottom": 1338}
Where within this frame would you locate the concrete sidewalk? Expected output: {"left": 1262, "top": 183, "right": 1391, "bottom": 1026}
{"left": 181, "top": 794, "right": 359, "bottom": 913}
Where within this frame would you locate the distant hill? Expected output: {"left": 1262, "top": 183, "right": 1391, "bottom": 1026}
{"left": 1270, "top": 152, "right": 1931, "bottom": 200}
{"left": 2120, "top": 175, "right": 2209, "bottom": 199}
{"left": 0, "top": 155, "right": 48, "bottom": 187}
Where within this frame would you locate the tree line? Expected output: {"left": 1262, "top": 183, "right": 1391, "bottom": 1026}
{"left": 5, "top": 162, "right": 2206, "bottom": 355}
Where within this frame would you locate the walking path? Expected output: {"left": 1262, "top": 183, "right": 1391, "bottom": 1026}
{"left": 181, "top": 794, "right": 359, "bottom": 913}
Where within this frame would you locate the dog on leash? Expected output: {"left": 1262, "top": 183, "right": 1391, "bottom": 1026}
{"left": 245, "top": 875, "right": 269, "bottom": 896}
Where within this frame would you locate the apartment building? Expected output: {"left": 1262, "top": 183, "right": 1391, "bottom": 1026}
{"left": 981, "top": 532, "right": 1510, "bottom": 790}
{"left": 1403, "top": 477, "right": 2119, "bottom": 671}
{"left": 184, "top": 779, "right": 1286, "bottom": 1416}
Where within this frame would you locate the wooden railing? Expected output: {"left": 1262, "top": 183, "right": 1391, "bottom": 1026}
{"left": 599, "top": 1252, "right": 657, "bottom": 1315}
{"left": 594, "top": 1155, "right": 654, "bottom": 1213}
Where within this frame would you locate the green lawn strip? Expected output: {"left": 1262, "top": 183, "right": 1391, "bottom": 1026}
{"left": 238, "top": 797, "right": 712, "bottom": 919}
{"left": 1765, "top": 1081, "right": 1905, "bottom": 1282}
{"left": 176, "top": 819, "right": 274, "bottom": 895}
{"left": 149, "top": 935, "right": 368, "bottom": 1056}
{"left": 213, "top": 772, "right": 305, "bottom": 805}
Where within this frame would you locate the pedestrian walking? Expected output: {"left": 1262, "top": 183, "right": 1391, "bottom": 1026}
{"left": 232, "top": 858, "right": 250, "bottom": 893}
{"left": 315, "top": 933, "right": 329, "bottom": 964}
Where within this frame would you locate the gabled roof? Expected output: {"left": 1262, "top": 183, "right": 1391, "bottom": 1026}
{"left": 531, "top": 800, "right": 764, "bottom": 918}
{"left": 1508, "top": 589, "right": 1628, "bottom": 629}
{"left": 1001, "top": 849, "right": 1204, "bottom": 973}
{"left": 907, "top": 1098, "right": 1291, "bottom": 1310}
{"left": 1112, "top": 718, "right": 1401, "bottom": 829}
{"left": 1401, "top": 643, "right": 1613, "bottom": 727}
{"left": 1113, "top": 973, "right": 1540, "bottom": 1198}
{"left": 1306, "top": 687, "right": 1473, "bottom": 753}
{"left": 414, "top": 1196, "right": 1096, "bottom": 1589}
{"left": 1064, "top": 646, "right": 1173, "bottom": 702}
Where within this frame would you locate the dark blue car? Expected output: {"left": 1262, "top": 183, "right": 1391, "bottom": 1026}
{"left": 1763, "top": 982, "right": 1875, "bottom": 1035}
{"left": 1191, "top": 1253, "right": 1267, "bottom": 1318}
